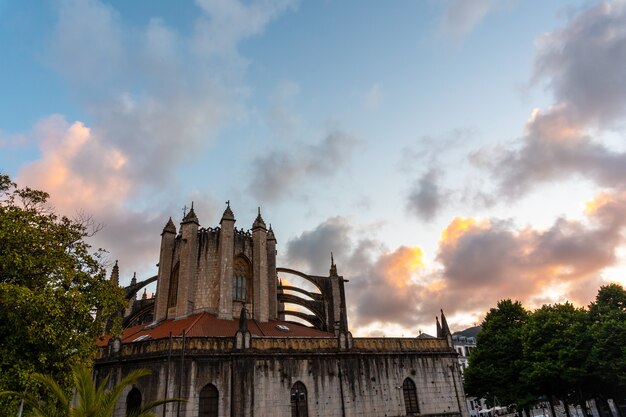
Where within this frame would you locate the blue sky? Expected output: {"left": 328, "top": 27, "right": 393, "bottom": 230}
{"left": 2, "top": 0, "right": 626, "bottom": 336}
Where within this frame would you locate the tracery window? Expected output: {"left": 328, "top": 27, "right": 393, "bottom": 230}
{"left": 199, "top": 383, "right": 219, "bottom": 417}
{"left": 126, "top": 387, "right": 142, "bottom": 416}
{"left": 233, "top": 256, "right": 251, "bottom": 302}
{"left": 168, "top": 262, "right": 179, "bottom": 308}
{"left": 290, "top": 381, "right": 308, "bottom": 417}
{"left": 402, "top": 377, "right": 419, "bottom": 415}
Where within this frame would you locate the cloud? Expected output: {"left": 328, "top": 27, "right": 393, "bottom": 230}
{"left": 284, "top": 217, "right": 427, "bottom": 330}
{"left": 285, "top": 216, "right": 353, "bottom": 274}
{"left": 532, "top": 1, "right": 626, "bottom": 127}
{"left": 474, "top": 107, "right": 626, "bottom": 198}
{"left": 192, "top": 0, "right": 296, "bottom": 60}
{"left": 400, "top": 129, "right": 475, "bottom": 218}
{"left": 406, "top": 168, "right": 448, "bottom": 221}
{"left": 248, "top": 130, "right": 358, "bottom": 202}
{"left": 439, "top": 0, "right": 495, "bottom": 37}
{"left": 476, "top": 1, "right": 626, "bottom": 198}
{"left": 16, "top": 116, "right": 171, "bottom": 276}
{"left": 435, "top": 190, "right": 626, "bottom": 315}
{"left": 14, "top": 0, "right": 296, "bottom": 279}
{"left": 284, "top": 191, "right": 626, "bottom": 334}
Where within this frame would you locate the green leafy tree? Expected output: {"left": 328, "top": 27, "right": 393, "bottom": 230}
{"left": 464, "top": 299, "right": 535, "bottom": 413}
{"left": 587, "top": 284, "right": 626, "bottom": 402}
{"left": 0, "top": 174, "right": 126, "bottom": 412}
{"left": 521, "top": 303, "right": 589, "bottom": 417}
{"left": 1, "top": 365, "right": 181, "bottom": 417}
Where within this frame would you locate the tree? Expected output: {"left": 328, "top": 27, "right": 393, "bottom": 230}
{"left": 464, "top": 299, "right": 535, "bottom": 414}
{"left": 586, "top": 284, "right": 626, "bottom": 407}
{"left": 0, "top": 174, "right": 126, "bottom": 412}
{"left": 521, "top": 303, "right": 589, "bottom": 417}
{"left": 1, "top": 365, "right": 181, "bottom": 417}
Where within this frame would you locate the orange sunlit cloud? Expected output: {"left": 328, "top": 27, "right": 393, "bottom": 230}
{"left": 440, "top": 216, "right": 489, "bottom": 245}
{"left": 379, "top": 246, "right": 424, "bottom": 289}
{"left": 18, "top": 116, "right": 131, "bottom": 213}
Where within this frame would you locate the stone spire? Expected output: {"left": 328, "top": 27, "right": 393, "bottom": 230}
{"left": 162, "top": 217, "right": 176, "bottom": 234}
{"left": 131, "top": 272, "right": 137, "bottom": 300}
{"left": 330, "top": 252, "right": 338, "bottom": 276}
{"left": 221, "top": 200, "right": 235, "bottom": 223}
{"left": 267, "top": 224, "right": 276, "bottom": 242}
{"left": 142, "top": 288, "right": 147, "bottom": 300}
{"left": 235, "top": 306, "right": 251, "bottom": 350}
{"left": 181, "top": 202, "right": 199, "bottom": 225}
{"left": 238, "top": 306, "right": 248, "bottom": 333}
{"left": 440, "top": 309, "right": 451, "bottom": 337}
{"left": 440, "top": 309, "right": 453, "bottom": 347}
{"left": 436, "top": 316, "right": 442, "bottom": 338}
{"left": 252, "top": 207, "right": 266, "bottom": 230}
{"left": 110, "top": 260, "right": 119, "bottom": 286}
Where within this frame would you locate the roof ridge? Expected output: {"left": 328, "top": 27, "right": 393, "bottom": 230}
{"left": 122, "top": 323, "right": 152, "bottom": 341}
{"left": 186, "top": 311, "right": 207, "bottom": 334}
{"left": 251, "top": 318, "right": 265, "bottom": 336}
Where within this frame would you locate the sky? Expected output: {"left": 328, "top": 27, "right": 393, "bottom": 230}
{"left": 2, "top": 0, "right": 626, "bottom": 337}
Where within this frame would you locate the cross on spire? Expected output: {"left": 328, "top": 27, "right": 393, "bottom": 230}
{"left": 182, "top": 204, "right": 188, "bottom": 217}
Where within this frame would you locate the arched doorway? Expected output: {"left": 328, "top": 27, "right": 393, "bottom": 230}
{"left": 199, "top": 383, "right": 219, "bottom": 417}
{"left": 126, "top": 387, "right": 142, "bottom": 416}
{"left": 402, "top": 377, "right": 419, "bottom": 415}
{"left": 290, "top": 381, "right": 308, "bottom": 417}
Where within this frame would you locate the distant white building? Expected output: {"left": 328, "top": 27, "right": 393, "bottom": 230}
{"left": 452, "top": 328, "right": 490, "bottom": 417}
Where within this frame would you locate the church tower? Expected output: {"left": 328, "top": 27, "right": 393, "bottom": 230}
{"left": 152, "top": 203, "right": 277, "bottom": 322}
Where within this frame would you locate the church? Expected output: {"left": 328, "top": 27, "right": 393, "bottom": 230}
{"left": 95, "top": 204, "right": 469, "bottom": 417}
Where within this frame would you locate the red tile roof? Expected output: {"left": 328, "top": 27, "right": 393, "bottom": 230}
{"left": 97, "top": 312, "right": 333, "bottom": 346}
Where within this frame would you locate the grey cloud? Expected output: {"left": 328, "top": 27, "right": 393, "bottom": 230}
{"left": 283, "top": 217, "right": 431, "bottom": 330}
{"left": 481, "top": 109, "right": 626, "bottom": 199}
{"left": 532, "top": 1, "right": 626, "bottom": 126}
{"left": 480, "top": 2, "right": 626, "bottom": 198}
{"left": 285, "top": 216, "right": 353, "bottom": 275}
{"left": 249, "top": 131, "right": 358, "bottom": 202}
{"left": 401, "top": 129, "right": 475, "bottom": 219}
{"left": 406, "top": 168, "right": 448, "bottom": 221}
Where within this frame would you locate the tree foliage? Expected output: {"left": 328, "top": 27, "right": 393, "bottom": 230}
{"left": 587, "top": 284, "right": 626, "bottom": 397}
{"left": 465, "top": 284, "right": 626, "bottom": 412}
{"left": 0, "top": 365, "right": 181, "bottom": 417}
{"left": 464, "top": 299, "right": 534, "bottom": 409}
{"left": 0, "top": 174, "right": 126, "bottom": 412}
{"left": 521, "top": 303, "right": 589, "bottom": 403}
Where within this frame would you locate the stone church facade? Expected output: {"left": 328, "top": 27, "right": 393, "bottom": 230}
{"left": 95, "top": 204, "right": 469, "bottom": 417}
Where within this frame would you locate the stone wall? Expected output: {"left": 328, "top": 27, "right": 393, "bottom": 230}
{"left": 95, "top": 338, "right": 467, "bottom": 417}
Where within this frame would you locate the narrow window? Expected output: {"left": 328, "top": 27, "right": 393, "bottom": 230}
{"left": 199, "top": 384, "right": 219, "bottom": 417}
{"left": 168, "top": 262, "right": 179, "bottom": 308}
{"left": 290, "top": 381, "right": 308, "bottom": 417}
{"left": 403, "top": 378, "right": 419, "bottom": 415}
{"left": 126, "top": 387, "right": 142, "bottom": 417}
{"left": 233, "top": 256, "right": 251, "bottom": 302}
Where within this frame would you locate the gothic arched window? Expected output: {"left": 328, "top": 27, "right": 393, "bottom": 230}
{"left": 199, "top": 383, "right": 219, "bottom": 417}
{"left": 233, "top": 256, "right": 251, "bottom": 302}
{"left": 168, "top": 262, "right": 179, "bottom": 308}
{"left": 126, "top": 387, "right": 142, "bottom": 416}
{"left": 402, "top": 377, "right": 419, "bottom": 415}
{"left": 290, "top": 381, "right": 308, "bottom": 417}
